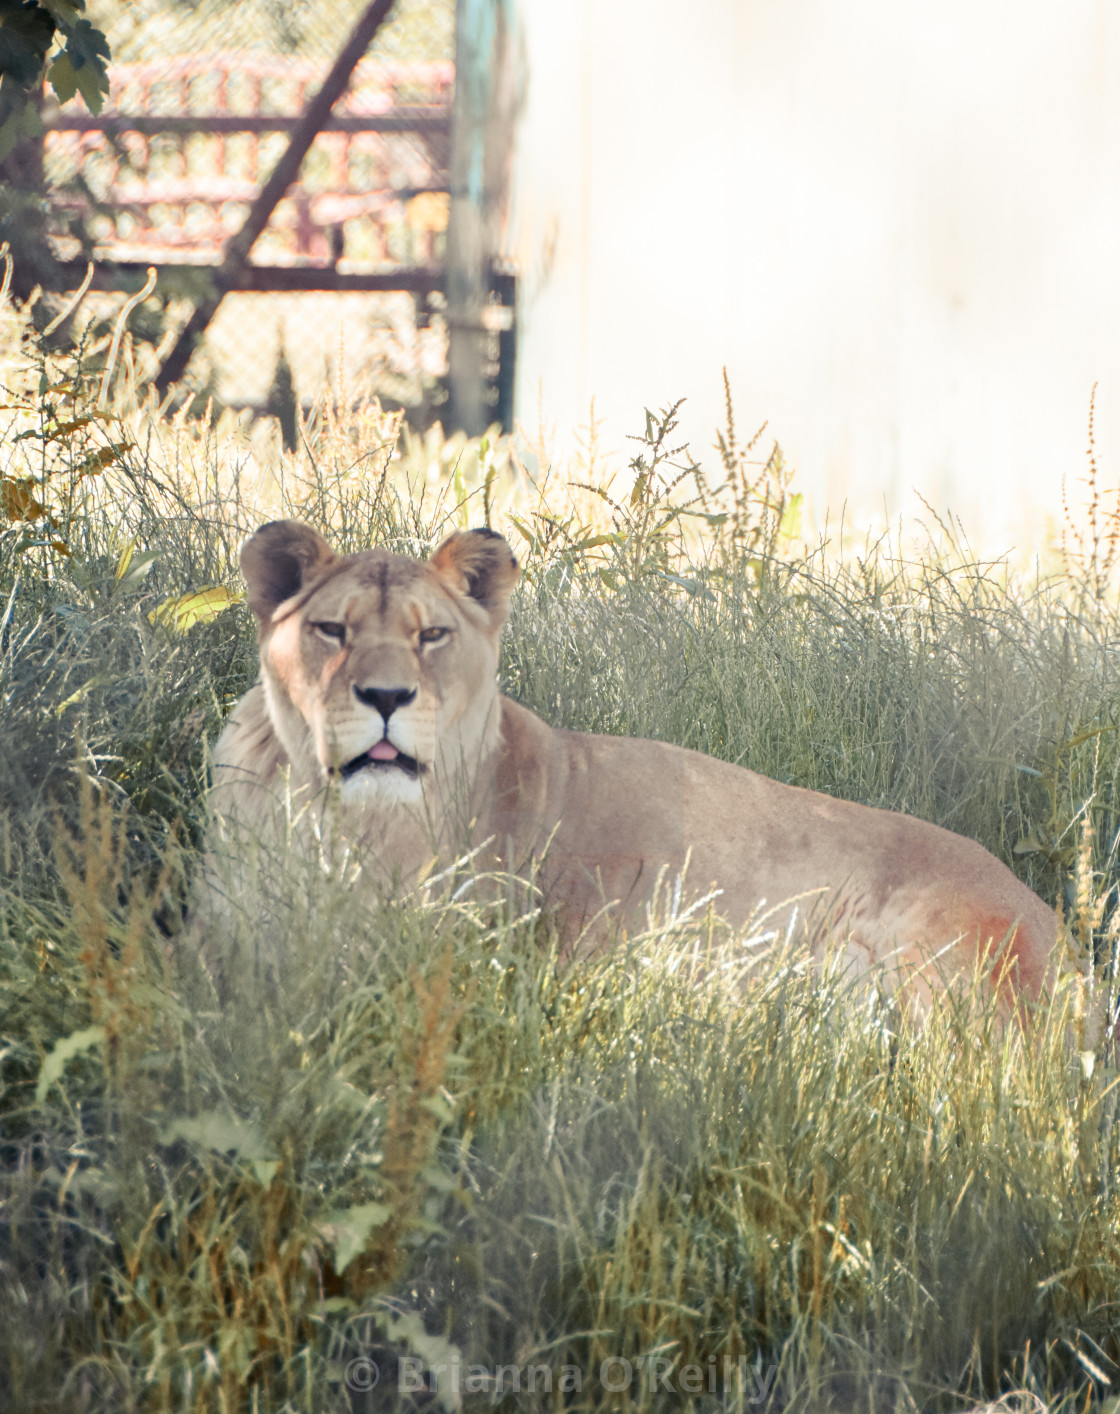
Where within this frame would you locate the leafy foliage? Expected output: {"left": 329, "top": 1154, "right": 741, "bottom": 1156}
{"left": 0, "top": 0, "right": 110, "bottom": 160}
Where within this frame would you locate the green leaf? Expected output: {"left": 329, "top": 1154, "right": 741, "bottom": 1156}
{"left": 162, "top": 1111, "right": 276, "bottom": 1161}
{"left": 506, "top": 511, "right": 536, "bottom": 545}
{"left": 681, "top": 509, "right": 729, "bottom": 527}
{"left": 162, "top": 1114, "right": 282, "bottom": 1189}
{"left": 569, "top": 532, "right": 623, "bottom": 551}
{"left": 375, "top": 1312, "right": 463, "bottom": 1414}
{"left": 778, "top": 491, "right": 803, "bottom": 542}
{"left": 319, "top": 1201, "right": 392, "bottom": 1274}
{"left": 114, "top": 539, "right": 135, "bottom": 579}
{"left": 659, "top": 571, "right": 715, "bottom": 600}
{"left": 45, "top": 51, "right": 79, "bottom": 105}
{"left": 149, "top": 585, "right": 243, "bottom": 633}
{"left": 419, "top": 1091, "right": 454, "bottom": 1123}
{"left": 47, "top": 18, "right": 110, "bottom": 114}
{"left": 36, "top": 1024, "right": 105, "bottom": 1103}
{"left": 114, "top": 540, "right": 159, "bottom": 587}
{"left": 53, "top": 673, "right": 104, "bottom": 717}
{"left": 250, "top": 1158, "right": 280, "bottom": 1187}
{"left": 420, "top": 1163, "right": 459, "bottom": 1193}
{"left": 0, "top": 4, "right": 57, "bottom": 88}
{"left": 318, "top": 1296, "right": 356, "bottom": 1315}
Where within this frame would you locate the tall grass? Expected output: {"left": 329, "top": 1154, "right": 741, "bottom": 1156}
{"left": 2, "top": 279, "right": 1120, "bottom": 1412}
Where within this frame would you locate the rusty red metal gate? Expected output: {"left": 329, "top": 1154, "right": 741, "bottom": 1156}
{"left": 39, "top": 0, "right": 515, "bottom": 431}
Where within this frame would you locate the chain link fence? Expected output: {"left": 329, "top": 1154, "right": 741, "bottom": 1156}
{"left": 42, "top": 0, "right": 455, "bottom": 424}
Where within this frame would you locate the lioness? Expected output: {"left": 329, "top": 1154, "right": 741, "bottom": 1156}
{"left": 209, "top": 519, "right": 1060, "bottom": 1002}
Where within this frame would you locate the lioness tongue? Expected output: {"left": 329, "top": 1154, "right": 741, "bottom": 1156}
{"left": 368, "top": 740, "right": 399, "bottom": 762}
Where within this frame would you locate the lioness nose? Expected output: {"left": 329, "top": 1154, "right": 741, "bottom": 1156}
{"left": 353, "top": 684, "right": 417, "bottom": 721}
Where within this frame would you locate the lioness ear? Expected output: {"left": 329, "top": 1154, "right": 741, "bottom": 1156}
{"left": 241, "top": 520, "right": 336, "bottom": 625}
{"left": 430, "top": 527, "right": 520, "bottom": 627}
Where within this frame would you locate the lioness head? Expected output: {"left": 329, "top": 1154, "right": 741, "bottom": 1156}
{"left": 240, "top": 521, "right": 520, "bottom": 808}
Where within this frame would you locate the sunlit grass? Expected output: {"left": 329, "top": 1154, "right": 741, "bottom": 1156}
{"left": 2, "top": 281, "right": 1120, "bottom": 1412}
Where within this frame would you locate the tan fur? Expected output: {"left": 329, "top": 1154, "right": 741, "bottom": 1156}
{"left": 209, "top": 520, "right": 1063, "bottom": 1003}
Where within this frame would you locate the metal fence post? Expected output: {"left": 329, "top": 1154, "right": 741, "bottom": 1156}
{"left": 446, "top": 0, "right": 515, "bottom": 436}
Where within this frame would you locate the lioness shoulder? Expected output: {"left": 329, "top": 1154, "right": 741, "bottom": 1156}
{"left": 208, "top": 520, "right": 1062, "bottom": 1003}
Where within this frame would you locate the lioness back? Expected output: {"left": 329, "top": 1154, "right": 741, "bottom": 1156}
{"left": 208, "top": 520, "right": 1062, "bottom": 1004}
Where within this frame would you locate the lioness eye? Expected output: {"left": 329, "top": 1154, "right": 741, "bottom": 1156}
{"left": 419, "top": 626, "right": 450, "bottom": 644}
{"left": 313, "top": 621, "right": 346, "bottom": 642}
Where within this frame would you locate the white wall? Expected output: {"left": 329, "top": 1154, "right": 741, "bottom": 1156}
{"left": 506, "top": 0, "right": 1120, "bottom": 553}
